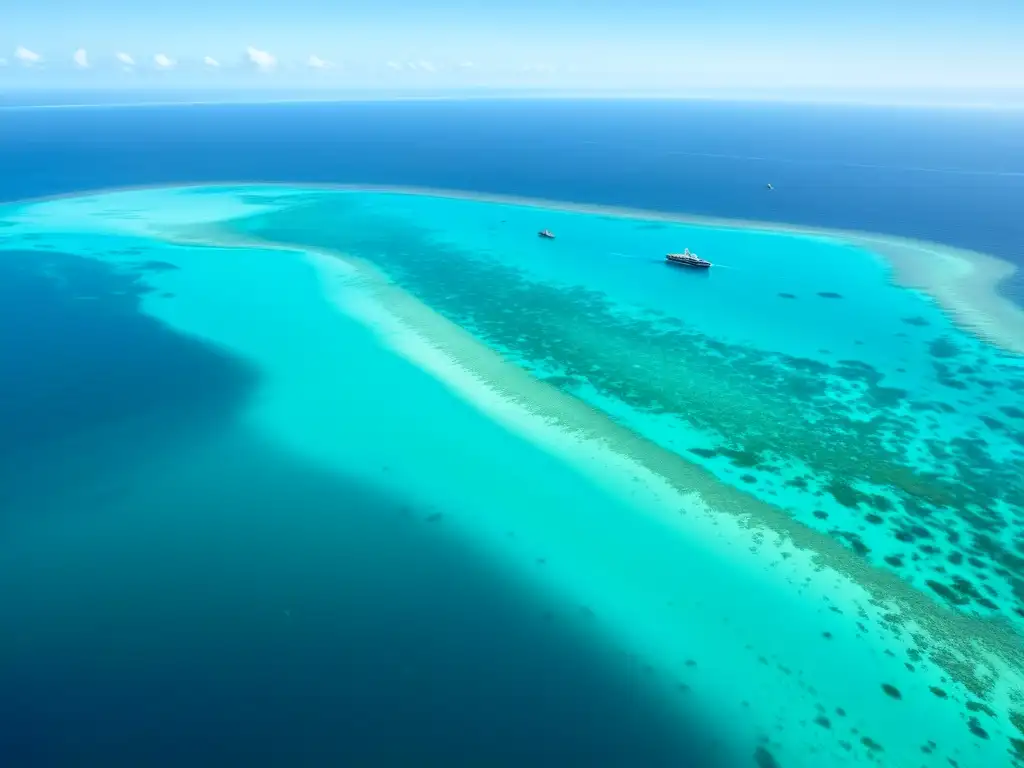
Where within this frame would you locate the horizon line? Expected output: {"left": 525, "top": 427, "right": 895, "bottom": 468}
{"left": 2, "top": 89, "right": 1024, "bottom": 112}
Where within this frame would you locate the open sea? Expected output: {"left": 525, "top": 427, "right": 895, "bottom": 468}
{"left": 1, "top": 97, "right": 1024, "bottom": 768}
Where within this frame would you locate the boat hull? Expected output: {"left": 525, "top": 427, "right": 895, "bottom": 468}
{"left": 665, "top": 258, "right": 711, "bottom": 269}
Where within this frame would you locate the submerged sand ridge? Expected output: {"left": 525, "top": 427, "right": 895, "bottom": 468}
{"left": 15, "top": 180, "right": 1023, "bottom": 354}
{"left": 4, "top": 183, "right": 1024, "bottom": 767}
{"left": 845, "top": 232, "right": 1024, "bottom": 356}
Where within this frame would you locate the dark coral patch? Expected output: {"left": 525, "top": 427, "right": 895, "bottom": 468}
{"left": 861, "top": 736, "right": 883, "bottom": 752}
{"left": 753, "top": 746, "right": 780, "bottom": 768}
{"left": 966, "top": 701, "right": 995, "bottom": 717}
{"left": 967, "top": 717, "right": 989, "bottom": 739}
{"left": 902, "top": 315, "right": 930, "bottom": 326}
{"left": 881, "top": 684, "right": 902, "bottom": 700}
{"left": 929, "top": 337, "right": 960, "bottom": 359}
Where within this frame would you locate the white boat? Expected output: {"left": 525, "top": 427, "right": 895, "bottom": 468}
{"left": 666, "top": 248, "right": 711, "bottom": 269}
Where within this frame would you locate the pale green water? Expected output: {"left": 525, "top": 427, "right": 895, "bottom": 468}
{"left": 2, "top": 184, "right": 1022, "bottom": 767}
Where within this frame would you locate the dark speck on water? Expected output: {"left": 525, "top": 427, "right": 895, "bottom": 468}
{"left": 817, "top": 292, "right": 843, "bottom": 299}
{"left": 425, "top": 512, "right": 444, "bottom": 523}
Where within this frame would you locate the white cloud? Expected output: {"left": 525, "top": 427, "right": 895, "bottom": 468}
{"left": 386, "top": 61, "right": 403, "bottom": 71}
{"left": 204, "top": 56, "right": 220, "bottom": 67}
{"left": 15, "top": 46, "right": 42, "bottom": 66}
{"left": 153, "top": 53, "right": 176, "bottom": 69}
{"left": 409, "top": 60, "right": 436, "bottom": 73}
{"left": 307, "top": 54, "right": 330, "bottom": 69}
{"left": 0, "top": 57, "right": 7, "bottom": 67}
{"left": 457, "top": 60, "right": 476, "bottom": 70}
{"left": 116, "top": 52, "right": 135, "bottom": 66}
{"left": 246, "top": 46, "right": 276, "bottom": 72}
{"left": 73, "top": 48, "right": 90, "bottom": 68}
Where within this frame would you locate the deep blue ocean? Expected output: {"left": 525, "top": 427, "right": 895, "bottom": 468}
{"left": 1, "top": 96, "right": 1023, "bottom": 767}
{"left": 2, "top": 97, "right": 1023, "bottom": 295}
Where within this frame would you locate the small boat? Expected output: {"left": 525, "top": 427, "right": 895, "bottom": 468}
{"left": 766, "top": 183, "right": 774, "bottom": 191}
{"left": 666, "top": 249, "right": 711, "bottom": 269}
{"left": 538, "top": 229, "right": 556, "bottom": 239}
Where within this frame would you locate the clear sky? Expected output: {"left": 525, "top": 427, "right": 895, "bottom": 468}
{"left": 2, "top": 0, "right": 1023, "bottom": 94}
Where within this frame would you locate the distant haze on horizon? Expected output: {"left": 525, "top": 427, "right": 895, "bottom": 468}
{"left": 2, "top": 0, "right": 1023, "bottom": 96}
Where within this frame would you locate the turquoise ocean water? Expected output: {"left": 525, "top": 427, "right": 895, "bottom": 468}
{"left": 2, "top": 184, "right": 1022, "bottom": 767}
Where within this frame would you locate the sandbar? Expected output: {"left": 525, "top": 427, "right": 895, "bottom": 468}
{"left": 9, "top": 181, "right": 1023, "bottom": 355}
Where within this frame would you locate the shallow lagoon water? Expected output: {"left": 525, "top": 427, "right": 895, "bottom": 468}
{"left": 2, "top": 184, "right": 1023, "bottom": 767}
{"left": 220, "top": 186, "right": 1024, "bottom": 629}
